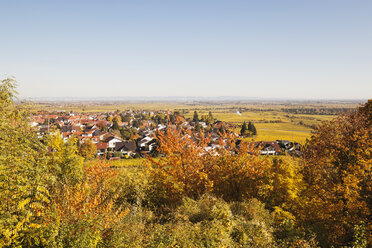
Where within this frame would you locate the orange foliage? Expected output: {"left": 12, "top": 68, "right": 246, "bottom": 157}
{"left": 146, "top": 123, "right": 269, "bottom": 207}
{"left": 299, "top": 101, "right": 371, "bottom": 246}
{"left": 55, "top": 160, "right": 128, "bottom": 229}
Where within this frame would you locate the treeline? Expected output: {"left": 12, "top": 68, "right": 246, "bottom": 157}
{"left": 282, "top": 107, "right": 355, "bottom": 115}
{"left": 0, "top": 79, "right": 371, "bottom": 247}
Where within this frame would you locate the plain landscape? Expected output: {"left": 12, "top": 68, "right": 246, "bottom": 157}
{"left": 1, "top": 1, "right": 372, "bottom": 247}
{"left": 1, "top": 80, "right": 370, "bottom": 247}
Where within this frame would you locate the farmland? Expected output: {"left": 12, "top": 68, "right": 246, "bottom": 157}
{"left": 3, "top": 78, "right": 371, "bottom": 247}
{"left": 29, "top": 100, "right": 361, "bottom": 143}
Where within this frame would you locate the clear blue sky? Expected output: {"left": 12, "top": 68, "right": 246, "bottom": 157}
{"left": 1, "top": 0, "right": 371, "bottom": 99}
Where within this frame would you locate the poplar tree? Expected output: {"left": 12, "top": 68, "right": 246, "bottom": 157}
{"left": 248, "top": 122, "right": 257, "bottom": 135}
{"left": 193, "top": 111, "right": 199, "bottom": 123}
{"left": 240, "top": 121, "right": 248, "bottom": 136}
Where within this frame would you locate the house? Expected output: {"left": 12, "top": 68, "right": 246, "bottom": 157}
{"left": 30, "top": 121, "right": 39, "bottom": 127}
{"left": 91, "top": 137, "right": 99, "bottom": 144}
{"left": 60, "top": 125, "right": 81, "bottom": 133}
{"left": 138, "top": 136, "right": 154, "bottom": 148}
{"left": 61, "top": 132, "right": 73, "bottom": 141}
{"left": 138, "top": 136, "right": 157, "bottom": 154}
{"left": 93, "top": 130, "right": 108, "bottom": 141}
{"left": 96, "top": 142, "right": 109, "bottom": 156}
{"left": 157, "top": 124, "right": 166, "bottom": 130}
{"left": 199, "top": 122, "right": 208, "bottom": 129}
{"left": 104, "top": 136, "right": 124, "bottom": 149}
{"left": 82, "top": 130, "right": 94, "bottom": 137}
{"left": 255, "top": 141, "right": 282, "bottom": 155}
{"left": 114, "top": 141, "right": 137, "bottom": 156}
{"left": 277, "top": 140, "right": 302, "bottom": 156}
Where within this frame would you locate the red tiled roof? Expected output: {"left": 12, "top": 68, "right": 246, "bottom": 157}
{"left": 96, "top": 142, "right": 108, "bottom": 149}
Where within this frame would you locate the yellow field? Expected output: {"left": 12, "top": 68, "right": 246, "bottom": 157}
{"left": 183, "top": 108, "right": 337, "bottom": 143}
{"left": 108, "top": 158, "right": 147, "bottom": 168}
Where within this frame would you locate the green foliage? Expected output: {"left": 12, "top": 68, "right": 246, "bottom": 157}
{"left": 248, "top": 121, "right": 257, "bottom": 135}
{"left": 349, "top": 222, "right": 368, "bottom": 248}
{"left": 193, "top": 110, "right": 199, "bottom": 123}
{"left": 240, "top": 121, "right": 257, "bottom": 136}
{"left": 240, "top": 121, "right": 248, "bottom": 136}
{"left": 112, "top": 118, "right": 120, "bottom": 130}
{"left": 161, "top": 195, "right": 275, "bottom": 247}
{"left": 120, "top": 127, "right": 137, "bottom": 140}
{"left": 200, "top": 111, "right": 214, "bottom": 125}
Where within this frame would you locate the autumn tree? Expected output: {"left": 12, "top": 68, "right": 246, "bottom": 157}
{"left": 0, "top": 78, "right": 51, "bottom": 247}
{"left": 53, "top": 160, "right": 129, "bottom": 247}
{"left": 146, "top": 121, "right": 270, "bottom": 208}
{"left": 299, "top": 100, "right": 372, "bottom": 247}
{"left": 79, "top": 139, "right": 97, "bottom": 160}
{"left": 206, "top": 134, "right": 270, "bottom": 202}
{"left": 146, "top": 126, "right": 213, "bottom": 208}
{"left": 106, "top": 115, "right": 113, "bottom": 122}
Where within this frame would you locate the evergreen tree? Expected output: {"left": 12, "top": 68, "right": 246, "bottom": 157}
{"left": 112, "top": 118, "right": 120, "bottom": 130}
{"left": 193, "top": 111, "right": 199, "bottom": 123}
{"left": 247, "top": 122, "right": 253, "bottom": 132}
{"left": 240, "top": 121, "right": 248, "bottom": 136}
{"left": 251, "top": 123, "right": 257, "bottom": 135}
{"left": 208, "top": 111, "right": 213, "bottom": 119}
{"left": 208, "top": 111, "right": 214, "bottom": 123}
{"left": 247, "top": 122, "right": 257, "bottom": 136}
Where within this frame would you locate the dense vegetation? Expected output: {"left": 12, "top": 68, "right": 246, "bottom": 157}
{"left": 282, "top": 107, "right": 355, "bottom": 115}
{"left": 0, "top": 79, "right": 370, "bottom": 247}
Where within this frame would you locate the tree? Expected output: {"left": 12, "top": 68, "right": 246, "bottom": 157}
{"left": 122, "top": 113, "right": 132, "bottom": 123}
{"left": 112, "top": 118, "right": 120, "bottom": 130}
{"left": 146, "top": 127, "right": 213, "bottom": 208}
{"left": 299, "top": 100, "right": 372, "bottom": 247}
{"left": 131, "top": 119, "right": 139, "bottom": 128}
{"left": 114, "top": 115, "right": 122, "bottom": 123}
{"left": 45, "top": 134, "right": 85, "bottom": 187}
{"left": 247, "top": 122, "right": 257, "bottom": 135}
{"left": 106, "top": 115, "right": 113, "bottom": 122}
{"left": 120, "top": 127, "right": 132, "bottom": 140}
{"left": 79, "top": 139, "right": 97, "bottom": 160}
{"left": 0, "top": 78, "right": 51, "bottom": 247}
{"left": 251, "top": 123, "right": 257, "bottom": 135}
{"left": 193, "top": 111, "right": 199, "bottom": 123}
{"left": 240, "top": 121, "right": 248, "bottom": 136}
{"left": 146, "top": 125, "right": 269, "bottom": 208}
{"left": 53, "top": 160, "right": 128, "bottom": 247}
{"left": 208, "top": 111, "right": 214, "bottom": 121}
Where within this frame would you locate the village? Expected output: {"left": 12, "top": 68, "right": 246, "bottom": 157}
{"left": 30, "top": 109, "right": 302, "bottom": 159}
